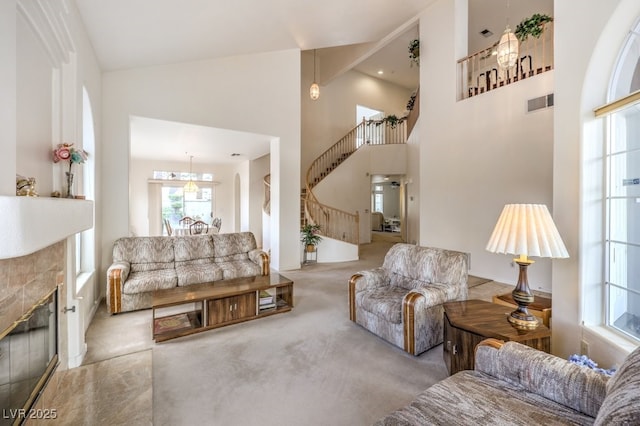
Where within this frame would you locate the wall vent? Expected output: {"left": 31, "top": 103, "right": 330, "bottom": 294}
{"left": 480, "top": 29, "right": 493, "bottom": 37}
{"left": 527, "top": 93, "right": 554, "bottom": 112}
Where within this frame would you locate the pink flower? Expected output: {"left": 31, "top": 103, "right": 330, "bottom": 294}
{"left": 52, "top": 143, "right": 88, "bottom": 166}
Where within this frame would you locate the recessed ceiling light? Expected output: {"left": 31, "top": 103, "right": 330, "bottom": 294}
{"left": 377, "top": 70, "right": 384, "bottom": 75}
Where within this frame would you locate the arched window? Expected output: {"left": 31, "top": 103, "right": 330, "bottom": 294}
{"left": 594, "top": 18, "right": 640, "bottom": 342}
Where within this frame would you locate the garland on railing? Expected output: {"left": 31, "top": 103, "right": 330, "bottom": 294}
{"left": 366, "top": 115, "right": 408, "bottom": 129}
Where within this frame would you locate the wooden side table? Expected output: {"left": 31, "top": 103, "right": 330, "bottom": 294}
{"left": 443, "top": 300, "right": 552, "bottom": 376}
{"left": 492, "top": 292, "right": 552, "bottom": 327}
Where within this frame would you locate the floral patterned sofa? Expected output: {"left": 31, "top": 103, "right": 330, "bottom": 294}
{"left": 349, "top": 244, "right": 469, "bottom": 355}
{"left": 106, "top": 232, "right": 269, "bottom": 314}
{"left": 375, "top": 339, "right": 640, "bottom": 425}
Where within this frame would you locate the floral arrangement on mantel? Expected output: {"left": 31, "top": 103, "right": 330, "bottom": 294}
{"left": 301, "top": 223, "right": 322, "bottom": 252}
{"left": 568, "top": 354, "right": 616, "bottom": 376}
{"left": 52, "top": 143, "right": 88, "bottom": 198}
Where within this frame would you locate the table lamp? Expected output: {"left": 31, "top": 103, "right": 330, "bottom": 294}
{"left": 486, "top": 204, "right": 568, "bottom": 329}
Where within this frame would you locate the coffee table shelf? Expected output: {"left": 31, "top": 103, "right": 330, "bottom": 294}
{"left": 152, "top": 273, "right": 293, "bottom": 342}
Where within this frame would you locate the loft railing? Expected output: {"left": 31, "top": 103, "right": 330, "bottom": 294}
{"left": 304, "top": 118, "right": 406, "bottom": 245}
{"left": 457, "top": 22, "right": 554, "bottom": 100}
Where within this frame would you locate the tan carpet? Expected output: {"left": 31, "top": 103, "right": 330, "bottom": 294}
{"left": 467, "top": 275, "right": 492, "bottom": 288}
{"left": 152, "top": 241, "right": 448, "bottom": 426}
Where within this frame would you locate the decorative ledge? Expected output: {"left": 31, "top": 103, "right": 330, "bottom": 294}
{"left": 0, "top": 196, "right": 93, "bottom": 259}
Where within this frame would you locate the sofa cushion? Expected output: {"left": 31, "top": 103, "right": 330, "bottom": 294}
{"left": 173, "top": 235, "right": 215, "bottom": 263}
{"left": 211, "top": 232, "right": 257, "bottom": 259}
{"left": 382, "top": 244, "right": 468, "bottom": 287}
{"left": 217, "top": 260, "right": 262, "bottom": 280}
{"left": 123, "top": 269, "right": 177, "bottom": 294}
{"left": 176, "top": 264, "right": 223, "bottom": 287}
{"left": 356, "top": 286, "right": 408, "bottom": 324}
{"left": 375, "top": 370, "right": 596, "bottom": 426}
{"left": 113, "top": 237, "right": 175, "bottom": 273}
{"left": 595, "top": 345, "right": 640, "bottom": 425}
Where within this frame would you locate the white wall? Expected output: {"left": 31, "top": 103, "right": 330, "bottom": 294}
{"left": 0, "top": 0, "right": 16, "bottom": 195}
{"left": 419, "top": 1, "right": 554, "bottom": 291}
{"left": 250, "top": 154, "right": 270, "bottom": 248}
{"left": 301, "top": 51, "right": 414, "bottom": 185}
{"left": 555, "top": 0, "right": 640, "bottom": 364}
{"left": 405, "top": 118, "right": 421, "bottom": 244}
{"left": 101, "top": 49, "right": 301, "bottom": 279}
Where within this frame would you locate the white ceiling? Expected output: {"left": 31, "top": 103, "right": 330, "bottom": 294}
{"left": 129, "top": 116, "right": 272, "bottom": 164}
{"left": 75, "top": 0, "right": 552, "bottom": 164}
{"left": 74, "top": 0, "right": 434, "bottom": 72}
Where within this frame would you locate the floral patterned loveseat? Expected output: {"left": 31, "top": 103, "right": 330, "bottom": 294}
{"left": 106, "top": 232, "right": 269, "bottom": 314}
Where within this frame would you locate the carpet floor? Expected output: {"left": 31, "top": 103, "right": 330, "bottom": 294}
{"left": 153, "top": 241, "right": 451, "bottom": 425}
{"left": 78, "top": 241, "right": 515, "bottom": 425}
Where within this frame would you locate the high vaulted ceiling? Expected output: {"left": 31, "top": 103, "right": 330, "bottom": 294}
{"left": 74, "top": 0, "right": 434, "bottom": 71}
{"left": 73, "top": 0, "right": 552, "bottom": 164}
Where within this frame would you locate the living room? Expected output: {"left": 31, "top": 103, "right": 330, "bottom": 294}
{"left": 2, "top": 0, "right": 640, "bottom": 423}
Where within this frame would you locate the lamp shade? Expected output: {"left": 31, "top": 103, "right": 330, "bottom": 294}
{"left": 496, "top": 26, "right": 519, "bottom": 69}
{"left": 486, "top": 204, "right": 569, "bottom": 258}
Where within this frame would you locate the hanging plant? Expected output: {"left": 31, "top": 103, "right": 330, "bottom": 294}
{"left": 514, "top": 14, "right": 553, "bottom": 42}
{"left": 408, "top": 39, "right": 420, "bottom": 66}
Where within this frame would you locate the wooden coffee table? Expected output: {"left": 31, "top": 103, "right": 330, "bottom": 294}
{"left": 152, "top": 273, "right": 293, "bottom": 342}
{"left": 443, "top": 300, "right": 551, "bottom": 375}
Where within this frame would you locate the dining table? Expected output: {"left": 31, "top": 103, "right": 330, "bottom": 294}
{"left": 172, "top": 226, "right": 218, "bottom": 236}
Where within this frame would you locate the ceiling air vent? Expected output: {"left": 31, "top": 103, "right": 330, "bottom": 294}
{"left": 480, "top": 29, "right": 493, "bottom": 38}
{"left": 527, "top": 93, "right": 554, "bottom": 113}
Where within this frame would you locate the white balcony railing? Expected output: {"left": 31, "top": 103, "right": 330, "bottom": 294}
{"left": 457, "top": 22, "right": 554, "bottom": 100}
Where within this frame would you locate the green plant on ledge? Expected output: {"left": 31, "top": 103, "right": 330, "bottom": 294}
{"left": 514, "top": 13, "right": 553, "bottom": 42}
{"left": 301, "top": 223, "right": 322, "bottom": 251}
{"left": 408, "top": 39, "right": 419, "bottom": 66}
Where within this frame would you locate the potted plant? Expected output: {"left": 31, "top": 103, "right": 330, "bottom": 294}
{"left": 301, "top": 223, "right": 322, "bottom": 252}
{"left": 408, "top": 39, "right": 420, "bottom": 66}
{"left": 514, "top": 13, "right": 553, "bottom": 42}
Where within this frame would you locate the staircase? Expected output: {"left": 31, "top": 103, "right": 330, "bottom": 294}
{"left": 303, "top": 116, "right": 410, "bottom": 245}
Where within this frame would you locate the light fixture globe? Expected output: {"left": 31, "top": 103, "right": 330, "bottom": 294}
{"left": 310, "top": 82, "right": 320, "bottom": 100}
{"left": 309, "top": 49, "right": 320, "bottom": 100}
{"left": 183, "top": 154, "right": 199, "bottom": 193}
{"left": 496, "top": 25, "right": 519, "bottom": 69}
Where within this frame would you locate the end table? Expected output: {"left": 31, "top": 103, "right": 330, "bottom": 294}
{"left": 443, "top": 300, "right": 552, "bottom": 375}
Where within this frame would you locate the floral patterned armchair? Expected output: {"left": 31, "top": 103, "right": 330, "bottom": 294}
{"left": 349, "top": 244, "right": 468, "bottom": 355}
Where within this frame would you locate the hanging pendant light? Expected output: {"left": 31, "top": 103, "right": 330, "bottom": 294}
{"left": 184, "top": 154, "right": 199, "bottom": 193}
{"left": 310, "top": 49, "right": 320, "bottom": 100}
{"left": 496, "top": 25, "right": 519, "bottom": 69}
{"left": 496, "top": 0, "right": 519, "bottom": 70}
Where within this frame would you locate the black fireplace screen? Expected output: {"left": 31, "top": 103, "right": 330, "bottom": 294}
{"left": 0, "top": 288, "right": 58, "bottom": 421}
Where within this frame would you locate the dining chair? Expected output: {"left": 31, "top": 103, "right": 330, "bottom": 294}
{"left": 179, "top": 216, "right": 195, "bottom": 226}
{"left": 163, "top": 218, "right": 173, "bottom": 236}
{"left": 189, "top": 220, "right": 208, "bottom": 235}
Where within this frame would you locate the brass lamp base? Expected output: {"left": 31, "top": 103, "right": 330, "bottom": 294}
{"left": 508, "top": 256, "right": 540, "bottom": 330}
{"left": 507, "top": 311, "right": 541, "bottom": 329}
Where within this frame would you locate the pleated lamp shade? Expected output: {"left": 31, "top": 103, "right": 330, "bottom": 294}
{"left": 486, "top": 204, "right": 569, "bottom": 259}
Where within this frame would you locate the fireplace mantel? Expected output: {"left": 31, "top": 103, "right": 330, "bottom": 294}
{"left": 0, "top": 195, "right": 93, "bottom": 259}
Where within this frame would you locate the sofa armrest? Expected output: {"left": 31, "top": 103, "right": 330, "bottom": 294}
{"left": 475, "top": 340, "right": 609, "bottom": 418}
{"left": 248, "top": 249, "right": 270, "bottom": 275}
{"left": 107, "top": 261, "right": 130, "bottom": 314}
{"left": 348, "top": 268, "right": 389, "bottom": 322}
